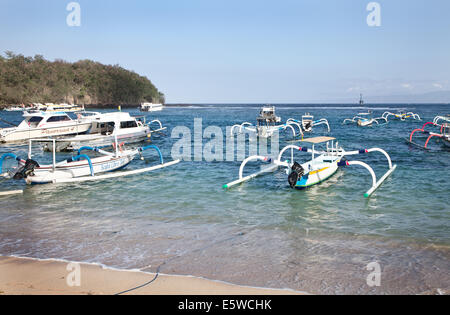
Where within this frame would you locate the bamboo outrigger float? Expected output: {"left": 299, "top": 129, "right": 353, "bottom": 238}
{"left": 223, "top": 136, "right": 397, "bottom": 198}
{"left": 0, "top": 136, "right": 180, "bottom": 186}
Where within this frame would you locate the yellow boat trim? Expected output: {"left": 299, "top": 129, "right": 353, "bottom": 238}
{"left": 310, "top": 167, "right": 329, "bottom": 175}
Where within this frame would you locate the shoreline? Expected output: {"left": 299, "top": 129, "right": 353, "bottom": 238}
{"left": 0, "top": 255, "right": 306, "bottom": 295}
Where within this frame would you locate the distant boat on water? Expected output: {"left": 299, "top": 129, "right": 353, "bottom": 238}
{"left": 140, "top": 103, "right": 163, "bottom": 112}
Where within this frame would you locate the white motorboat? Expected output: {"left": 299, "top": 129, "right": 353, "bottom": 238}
{"left": 25, "top": 103, "right": 85, "bottom": 113}
{"left": 140, "top": 103, "right": 164, "bottom": 112}
{"left": 0, "top": 111, "right": 93, "bottom": 143}
{"left": 42, "top": 111, "right": 166, "bottom": 152}
{"left": 231, "top": 106, "right": 302, "bottom": 139}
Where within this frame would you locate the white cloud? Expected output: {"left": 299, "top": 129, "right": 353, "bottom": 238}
{"left": 401, "top": 83, "right": 412, "bottom": 89}
{"left": 432, "top": 83, "right": 443, "bottom": 89}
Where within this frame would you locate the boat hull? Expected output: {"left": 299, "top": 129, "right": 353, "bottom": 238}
{"left": 24, "top": 153, "right": 135, "bottom": 184}
{"left": 0, "top": 122, "right": 92, "bottom": 143}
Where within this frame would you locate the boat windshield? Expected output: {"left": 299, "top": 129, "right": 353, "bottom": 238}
{"left": 46, "top": 115, "right": 71, "bottom": 123}
{"left": 27, "top": 116, "right": 44, "bottom": 127}
{"left": 100, "top": 122, "right": 115, "bottom": 135}
{"left": 120, "top": 121, "right": 138, "bottom": 129}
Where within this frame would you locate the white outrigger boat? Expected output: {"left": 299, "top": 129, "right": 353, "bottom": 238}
{"left": 287, "top": 113, "right": 330, "bottom": 133}
{"left": 433, "top": 114, "right": 450, "bottom": 125}
{"left": 223, "top": 136, "right": 397, "bottom": 198}
{"left": 381, "top": 110, "right": 421, "bottom": 122}
{"left": 0, "top": 111, "right": 93, "bottom": 143}
{"left": 41, "top": 111, "right": 166, "bottom": 152}
{"left": 140, "top": 103, "right": 164, "bottom": 112}
{"left": 231, "top": 106, "right": 303, "bottom": 139}
{"left": 343, "top": 112, "right": 387, "bottom": 127}
{"left": 0, "top": 137, "right": 179, "bottom": 185}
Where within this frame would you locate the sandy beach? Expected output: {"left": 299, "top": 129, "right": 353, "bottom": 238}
{"left": 0, "top": 256, "right": 304, "bottom": 295}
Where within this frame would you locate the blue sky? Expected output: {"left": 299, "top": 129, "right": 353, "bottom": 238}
{"left": 0, "top": 0, "right": 449, "bottom": 103}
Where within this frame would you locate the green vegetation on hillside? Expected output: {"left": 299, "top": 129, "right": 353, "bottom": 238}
{"left": 0, "top": 51, "right": 165, "bottom": 107}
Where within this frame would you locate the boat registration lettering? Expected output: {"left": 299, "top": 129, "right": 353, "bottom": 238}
{"left": 100, "top": 159, "right": 125, "bottom": 171}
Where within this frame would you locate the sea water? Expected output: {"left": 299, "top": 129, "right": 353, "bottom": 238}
{"left": 0, "top": 104, "right": 448, "bottom": 294}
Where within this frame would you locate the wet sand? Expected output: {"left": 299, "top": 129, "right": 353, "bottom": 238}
{"left": 0, "top": 256, "right": 305, "bottom": 295}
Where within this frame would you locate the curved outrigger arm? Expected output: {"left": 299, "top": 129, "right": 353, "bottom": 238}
{"left": 374, "top": 116, "right": 388, "bottom": 124}
{"left": 230, "top": 122, "right": 256, "bottom": 136}
{"left": 223, "top": 156, "right": 278, "bottom": 189}
{"left": 138, "top": 145, "right": 164, "bottom": 164}
{"left": 433, "top": 115, "right": 450, "bottom": 125}
{"left": 314, "top": 119, "right": 331, "bottom": 132}
{"left": 148, "top": 120, "right": 166, "bottom": 132}
{"left": 408, "top": 122, "right": 443, "bottom": 149}
{"left": 285, "top": 121, "right": 303, "bottom": 137}
{"left": 278, "top": 124, "right": 299, "bottom": 138}
{"left": 67, "top": 154, "right": 95, "bottom": 177}
{"left": 342, "top": 116, "right": 368, "bottom": 124}
{"left": 339, "top": 147, "right": 397, "bottom": 197}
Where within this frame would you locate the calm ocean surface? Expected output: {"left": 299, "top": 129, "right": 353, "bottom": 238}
{"left": 0, "top": 104, "right": 449, "bottom": 294}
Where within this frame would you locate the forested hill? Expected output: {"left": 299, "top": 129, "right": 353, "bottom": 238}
{"left": 0, "top": 52, "right": 165, "bottom": 107}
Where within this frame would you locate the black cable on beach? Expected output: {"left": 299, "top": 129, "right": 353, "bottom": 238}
{"left": 114, "top": 263, "right": 165, "bottom": 296}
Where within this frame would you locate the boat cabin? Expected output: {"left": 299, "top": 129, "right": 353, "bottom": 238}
{"left": 257, "top": 106, "right": 281, "bottom": 127}
{"left": 18, "top": 112, "right": 73, "bottom": 129}
{"left": 81, "top": 112, "right": 146, "bottom": 136}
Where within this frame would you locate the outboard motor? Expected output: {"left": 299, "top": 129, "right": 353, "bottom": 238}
{"left": 288, "top": 162, "right": 304, "bottom": 188}
{"left": 13, "top": 159, "right": 40, "bottom": 180}
{"left": 304, "top": 122, "right": 312, "bottom": 131}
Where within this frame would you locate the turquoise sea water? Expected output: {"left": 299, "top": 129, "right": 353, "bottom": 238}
{"left": 0, "top": 104, "right": 449, "bottom": 294}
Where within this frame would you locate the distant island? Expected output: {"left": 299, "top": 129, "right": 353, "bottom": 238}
{"left": 0, "top": 51, "right": 165, "bottom": 108}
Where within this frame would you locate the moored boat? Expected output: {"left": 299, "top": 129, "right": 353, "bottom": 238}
{"left": 0, "top": 111, "right": 93, "bottom": 143}
{"left": 140, "top": 103, "right": 163, "bottom": 112}
{"left": 42, "top": 111, "right": 166, "bottom": 152}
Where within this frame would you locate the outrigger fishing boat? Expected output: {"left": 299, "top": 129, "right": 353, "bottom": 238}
{"left": 0, "top": 136, "right": 179, "bottom": 185}
{"left": 0, "top": 111, "right": 93, "bottom": 143}
{"left": 343, "top": 113, "right": 387, "bottom": 127}
{"left": 223, "top": 136, "right": 397, "bottom": 198}
{"left": 433, "top": 114, "right": 450, "bottom": 126}
{"left": 41, "top": 111, "right": 166, "bottom": 152}
{"left": 407, "top": 121, "right": 450, "bottom": 150}
{"left": 381, "top": 110, "right": 421, "bottom": 122}
{"left": 231, "top": 106, "right": 303, "bottom": 139}
{"left": 287, "top": 113, "right": 330, "bottom": 133}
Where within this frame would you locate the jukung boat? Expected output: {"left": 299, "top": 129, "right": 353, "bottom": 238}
{"left": 223, "top": 136, "right": 397, "bottom": 198}
{"left": 381, "top": 110, "right": 421, "bottom": 122}
{"left": 287, "top": 113, "right": 330, "bottom": 133}
{"left": 343, "top": 113, "right": 387, "bottom": 127}
{"left": 0, "top": 137, "right": 180, "bottom": 185}
{"left": 41, "top": 111, "right": 166, "bottom": 152}
{"left": 0, "top": 111, "right": 93, "bottom": 143}
{"left": 407, "top": 121, "right": 450, "bottom": 150}
{"left": 231, "top": 106, "right": 303, "bottom": 139}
